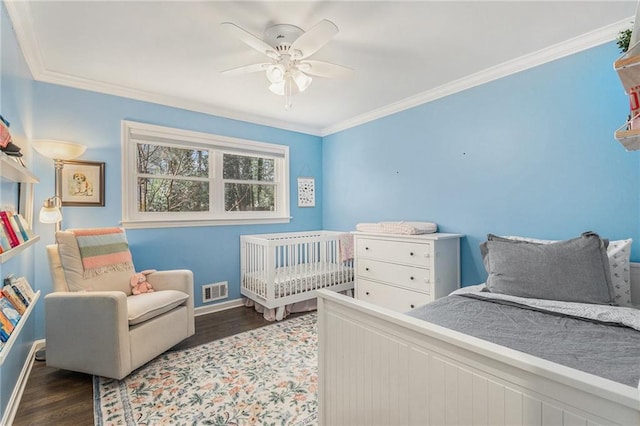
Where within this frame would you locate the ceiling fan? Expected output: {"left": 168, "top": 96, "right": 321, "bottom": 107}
{"left": 221, "top": 19, "right": 353, "bottom": 110}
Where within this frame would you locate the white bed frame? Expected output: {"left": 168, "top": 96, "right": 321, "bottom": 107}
{"left": 317, "top": 263, "right": 640, "bottom": 425}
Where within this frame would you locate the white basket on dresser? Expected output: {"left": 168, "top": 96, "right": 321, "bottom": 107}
{"left": 353, "top": 231, "right": 462, "bottom": 312}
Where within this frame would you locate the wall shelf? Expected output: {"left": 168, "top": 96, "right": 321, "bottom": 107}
{"left": 0, "top": 290, "right": 40, "bottom": 366}
{"left": 614, "top": 55, "right": 640, "bottom": 150}
{"left": 614, "top": 129, "right": 640, "bottom": 151}
{"left": 0, "top": 236, "right": 40, "bottom": 264}
{"left": 0, "top": 154, "right": 38, "bottom": 184}
{"left": 614, "top": 55, "right": 640, "bottom": 93}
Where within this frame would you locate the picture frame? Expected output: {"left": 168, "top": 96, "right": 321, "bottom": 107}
{"left": 297, "top": 177, "right": 315, "bottom": 207}
{"left": 61, "top": 160, "right": 105, "bottom": 207}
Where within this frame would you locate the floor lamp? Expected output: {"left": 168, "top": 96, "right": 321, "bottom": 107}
{"left": 32, "top": 140, "right": 86, "bottom": 362}
{"left": 32, "top": 140, "right": 87, "bottom": 231}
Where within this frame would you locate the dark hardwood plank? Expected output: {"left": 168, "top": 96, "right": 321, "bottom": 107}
{"left": 13, "top": 306, "right": 303, "bottom": 426}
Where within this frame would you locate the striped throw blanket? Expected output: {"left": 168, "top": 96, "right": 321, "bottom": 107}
{"left": 70, "top": 228, "right": 134, "bottom": 278}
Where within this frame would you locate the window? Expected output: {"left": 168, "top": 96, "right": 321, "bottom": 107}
{"left": 122, "top": 121, "right": 290, "bottom": 228}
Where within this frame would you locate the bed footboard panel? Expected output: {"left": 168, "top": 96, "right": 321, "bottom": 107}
{"left": 317, "top": 290, "right": 640, "bottom": 426}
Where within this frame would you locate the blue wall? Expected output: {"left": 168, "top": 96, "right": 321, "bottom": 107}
{"left": 30, "top": 83, "right": 324, "bottom": 337}
{"left": 323, "top": 42, "right": 639, "bottom": 286}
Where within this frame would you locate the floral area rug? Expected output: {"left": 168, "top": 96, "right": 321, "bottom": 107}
{"left": 94, "top": 313, "right": 318, "bottom": 425}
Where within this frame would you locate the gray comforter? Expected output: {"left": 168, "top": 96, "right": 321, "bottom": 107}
{"left": 407, "top": 294, "right": 640, "bottom": 388}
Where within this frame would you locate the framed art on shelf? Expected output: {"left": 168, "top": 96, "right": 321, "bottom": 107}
{"left": 61, "top": 160, "right": 105, "bottom": 207}
{"left": 297, "top": 177, "right": 315, "bottom": 207}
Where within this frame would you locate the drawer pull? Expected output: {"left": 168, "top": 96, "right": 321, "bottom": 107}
{"left": 410, "top": 276, "right": 414, "bottom": 280}
{"left": 365, "top": 267, "right": 370, "bottom": 271}
{"left": 409, "top": 252, "right": 414, "bottom": 256}
{"left": 410, "top": 304, "right": 415, "bottom": 309}
{"left": 365, "top": 247, "right": 369, "bottom": 251}
{"left": 366, "top": 291, "right": 370, "bottom": 296}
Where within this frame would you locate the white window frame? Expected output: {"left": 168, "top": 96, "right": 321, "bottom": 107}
{"left": 121, "top": 121, "right": 290, "bottom": 229}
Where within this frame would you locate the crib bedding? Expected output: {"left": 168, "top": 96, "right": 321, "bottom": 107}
{"left": 407, "top": 294, "right": 640, "bottom": 388}
{"left": 244, "top": 263, "right": 354, "bottom": 298}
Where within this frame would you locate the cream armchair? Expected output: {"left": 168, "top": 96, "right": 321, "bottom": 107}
{"left": 44, "top": 230, "right": 195, "bottom": 380}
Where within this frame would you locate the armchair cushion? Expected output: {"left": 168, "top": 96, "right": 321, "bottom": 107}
{"left": 127, "top": 290, "right": 189, "bottom": 325}
{"left": 56, "top": 230, "right": 133, "bottom": 295}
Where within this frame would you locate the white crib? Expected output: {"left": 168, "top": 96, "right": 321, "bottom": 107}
{"left": 241, "top": 231, "right": 354, "bottom": 320}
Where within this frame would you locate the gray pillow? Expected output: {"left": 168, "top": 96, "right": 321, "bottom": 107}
{"left": 480, "top": 232, "right": 614, "bottom": 304}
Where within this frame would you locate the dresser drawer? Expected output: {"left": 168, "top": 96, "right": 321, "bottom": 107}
{"left": 357, "top": 259, "right": 431, "bottom": 293}
{"left": 356, "top": 279, "right": 432, "bottom": 313}
{"left": 356, "top": 237, "right": 433, "bottom": 267}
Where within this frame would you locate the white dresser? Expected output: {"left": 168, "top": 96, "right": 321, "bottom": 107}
{"left": 353, "top": 232, "right": 462, "bottom": 312}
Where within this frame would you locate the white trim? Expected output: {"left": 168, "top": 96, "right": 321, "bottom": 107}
{"left": 194, "top": 298, "right": 245, "bottom": 316}
{"left": 5, "top": 1, "right": 631, "bottom": 137}
{"left": 2, "top": 339, "right": 44, "bottom": 426}
{"left": 121, "top": 216, "right": 291, "bottom": 229}
{"left": 121, "top": 120, "right": 290, "bottom": 227}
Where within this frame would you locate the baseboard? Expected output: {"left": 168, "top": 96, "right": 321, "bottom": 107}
{"left": 2, "top": 339, "right": 44, "bottom": 426}
{"left": 194, "top": 298, "right": 245, "bottom": 316}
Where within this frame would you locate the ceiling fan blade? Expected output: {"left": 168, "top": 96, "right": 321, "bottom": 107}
{"left": 290, "top": 19, "right": 338, "bottom": 59}
{"left": 221, "top": 63, "right": 270, "bottom": 76}
{"left": 298, "top": 60, "right": 353, "bottom": 78}
{"left": 221, "top": 22, "right": 279, "bottom": 59}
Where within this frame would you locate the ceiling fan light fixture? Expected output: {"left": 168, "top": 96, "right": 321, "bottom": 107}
{"left": 291, "top": 69, "right": 312, "bottom": 92}
{"left": 269, "top": 81, "right": 285, "bottom": 96}
{"left": 266, "top": 64, "right": 286, "bottom": 83}
{"left": 222, "top": 19, "right": 348, "bottom": 110}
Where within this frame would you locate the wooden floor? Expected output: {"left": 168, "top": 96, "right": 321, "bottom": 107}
{"left": 13, "top": 306, "right": 302, "bottom": 426}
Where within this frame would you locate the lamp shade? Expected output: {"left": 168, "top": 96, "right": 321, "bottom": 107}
{"left": 39, "top": 197, "right": 62, "bottom": 224}
{"left": 291, "top": 69, "right": 312, "bottom": 92}
{"left": 39, "top": 205, "right": 62, "bottom": 224}
{"left": 33, "top": 140, "right": 86, "bottom": 160}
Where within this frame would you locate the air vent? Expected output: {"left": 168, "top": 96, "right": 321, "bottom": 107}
{"left": 202, "top": 281, "right": 228, "bottom": 303}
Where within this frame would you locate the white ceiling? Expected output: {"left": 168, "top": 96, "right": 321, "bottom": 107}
{"left": 5, "top": 1, "right": 635, "bottom": 136}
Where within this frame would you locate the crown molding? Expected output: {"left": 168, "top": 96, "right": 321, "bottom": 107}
{"left": 5, "top": 1, "right": 631, "bottom": 138}
{"left": 4, "top": 1, "right": 41, "bottom": 79}
{"left": 34, "top": 68, "right": 324, "bottom": 136}
{"left": 319, "top": 17, "right": 632, "bottom": 136}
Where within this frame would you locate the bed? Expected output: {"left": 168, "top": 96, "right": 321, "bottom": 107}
{"left": 317, "top": 233, "right": 640, "bottom": 425}
{"left": 241, "top": 231, "right": 354, "bottom": 321}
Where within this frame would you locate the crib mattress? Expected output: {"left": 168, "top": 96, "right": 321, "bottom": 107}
{"left": 244, "top": 263, "right": 354, "bottom": 298}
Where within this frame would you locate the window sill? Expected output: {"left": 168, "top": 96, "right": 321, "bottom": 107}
{"left": 121, "top": 217, "right": 292, "bottom": 229}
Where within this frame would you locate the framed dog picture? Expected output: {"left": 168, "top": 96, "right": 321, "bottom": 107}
{"left": 61, "top": 160, "right": 105, "bottom": 206}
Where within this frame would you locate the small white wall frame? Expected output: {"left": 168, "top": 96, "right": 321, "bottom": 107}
{"left": 297, "top": 177, "right": 315, "bottom": 207}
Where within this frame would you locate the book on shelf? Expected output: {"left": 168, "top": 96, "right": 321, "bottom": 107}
{"left": 14, "top": 214, "right": 33, "bottom": 241}
{"left": 0, "top": 306, "right": 15, "bottom": 338}
{"left": 11, "top": 277, "right": 35, "bottom": 304}
{"left": 1, "top": 284, "right": 26, "bottom": 314}
{"left": 0, "top": 328, "right": 9, "bottom": 343}
{"left": 0, "top": 225, "right": 11, "bottom": 252}
{"left": 0, "top": 316, "right": 14, "bottom": 339}
{"left": 13, "top": 213, "right": 31, "bottom": 241}
{"left": 0, "top": 211, "right": 20, "bottom": 248}
{"left": 10, "top": 281, "right": 29, "bottom": 307}
{"left": 7, "top": 214, "right": 25, "bottom": 244}
{"left": 0, "top": 294, "right": 21, "bottom": 338}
